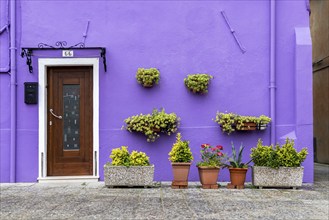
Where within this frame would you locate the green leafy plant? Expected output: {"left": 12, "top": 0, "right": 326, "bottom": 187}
{"left": 110, "top": 146, "right": 130, "bottom": 166}
{"left": 250, "top": 138, "right": 308, "bottom": 168}
{"left": 168, "top": 133, "right": 193, "bottom": 163}
{"left": 250, "top": 140, "right": 276, "bottom": 167}
{"left": 130, "top": 150, "right": 150, "bottom": 166}
{"left": 123, "top": 108, "right": 180, "bottom": 142}
{"left": 197, "top": 144, "right": 225, "bottom": 167}
{"left": 109, "top": 146, "right": 150, "bottom": 167}
{"left": 184, "top": 74, "right": 213, "bottom": 94}
{"left": 224, "top": 142, "right": 251, "bottom": 168}
{"left": 136, "top": 68, "right": 160, "bottom": 87}
{"left": 214, "top": 112, "right": 271, "bottom": 134}
{"left": 276, "top": 139, "right": 308, "bottom": 167}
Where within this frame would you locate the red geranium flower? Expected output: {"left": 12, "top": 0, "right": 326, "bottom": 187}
{"left": 216, "top": 145, "right": 223, "bottom": 150}
{"left": 201, "top": 144, "right": 210, "bottom": 148}
{"left": 217, "top": 152, "right": 223, "bottom": 156}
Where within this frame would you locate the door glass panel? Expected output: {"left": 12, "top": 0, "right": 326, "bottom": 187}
{"left": 63, "top": 85, "right": 80, "bottom": 150}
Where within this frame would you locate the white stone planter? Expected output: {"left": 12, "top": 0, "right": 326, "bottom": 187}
{"left": 252, "top": 166, "right": 304, "bottom": 189}
{"left": 104, "top": 164, "right": 154, "bottom": 187}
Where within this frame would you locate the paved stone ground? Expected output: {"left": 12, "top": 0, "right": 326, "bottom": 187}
{"left": 1, "top": 163, "right": 328, "bottom": 220}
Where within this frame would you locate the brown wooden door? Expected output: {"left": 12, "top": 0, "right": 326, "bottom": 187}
{"left": 47, "top": 67, "right": 93, "bottom": 176}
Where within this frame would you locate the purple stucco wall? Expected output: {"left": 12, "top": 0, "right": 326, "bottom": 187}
{"left": 0, "top": 0, "right": 313, "bottom": 183}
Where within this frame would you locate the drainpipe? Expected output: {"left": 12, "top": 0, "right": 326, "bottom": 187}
{"left": 0, "top": 0, "right": 10, "bottom": 73}
{"left": 270, "top": 0, "right": 276, "bottom": 144}
{"left": 10, "top": 0, "right": 17, "bottom": 183}
{"left": 0, "top": 24, "right": 10, "bottom": 73}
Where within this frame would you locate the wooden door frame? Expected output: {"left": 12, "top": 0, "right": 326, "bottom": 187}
{"left": 38, "top": 58, "right": 99, "bottom": 182}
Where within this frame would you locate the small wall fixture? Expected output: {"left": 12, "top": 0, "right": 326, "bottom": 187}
{"left": 24, "top": 82, "right": 38, "bottom": 104}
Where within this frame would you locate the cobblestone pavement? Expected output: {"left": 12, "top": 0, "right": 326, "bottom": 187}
{"left": 1, "top": 163, "right": 328, "bottom": 220}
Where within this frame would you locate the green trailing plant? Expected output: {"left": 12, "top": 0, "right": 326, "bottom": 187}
{"left": 250, "top": 138, "right": 308, "bottom": 168}
{"left": 184, "top": 74, "right": 213, "bottom": 94}
{"left": 258, "top": 115, "right": 272, "bottom": 129}
{"left": 214, "top": 112, "right": 271, "bottom": 134}
{"left": 109, "top": 146, "right": 150, "bottom": 167}
{"left": 168, "top": 133, "right": 193, "bottom": 163}
{"left": 136, "top": 68, "right": 160, "bottom": 87}
{"left": 224, "top": 142, "right": 251, "bottom": 168}
{"left": 123, "top": 108, "right": 180, "bottom": 142}
{"left": 197, "top": 144, "right": 225, "bottom": 167}
{"left": 214, "top": 112, "right": 237, "bottom": 134}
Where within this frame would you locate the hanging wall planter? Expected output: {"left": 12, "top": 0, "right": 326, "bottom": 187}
{"left": 123, "top": 108, "right": 180, "bottom": 142}
{"left": 236, "top": 122, "right": 257, "bottom": 131}
{"left": 184, "top": 74, "right": 213, "bottom": 94}
{"left": 136, "top": 68, "right": 160, "bottom": 88}
{"left": 235, "top": 115, "right": 259, "bottom": 131}
{"left": 214, "top": 112, "right": 271, "bottom": 134}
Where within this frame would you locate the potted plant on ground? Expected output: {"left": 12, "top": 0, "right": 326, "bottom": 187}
{"left": 168, "top": 133, "right": 193, "bottom": 189}
{"left": 136, "top": 68, "right": 160, "bottom": 88}
{"left": 123, "top": 108, "right": 180, "bottom": 142}
{"left": 224, "top": 142, "right": 251, "bottom": 189}
{"left": 184, "top": 74, "right": 213, "bottom": 94}
{"left": 250, "top": 138, "right": 308, "bottom": 189}
{"left": 197, "top": 144, "right": 225, "bottom": 189}
{"left": 104, "top": 146, "right": 154, "bottom": 187}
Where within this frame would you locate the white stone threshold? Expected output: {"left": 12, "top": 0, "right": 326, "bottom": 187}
{"left": 38, "top": 176, "right": 99, "bottom": 183}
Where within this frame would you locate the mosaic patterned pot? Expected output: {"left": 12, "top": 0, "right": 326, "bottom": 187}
{"left": 104, "top": 164, "right": 154, "bottom": 187}
{"left": 252, "top": 166, "right": 304, "bottom": 189}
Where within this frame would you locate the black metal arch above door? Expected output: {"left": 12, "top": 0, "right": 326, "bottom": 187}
{"left": 21, "top": 41, "right": 107, "bottom": 73}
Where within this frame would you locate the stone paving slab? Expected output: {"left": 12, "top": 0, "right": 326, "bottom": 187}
{"left": 1, "top": 163, "right": 328, "bottom": 219}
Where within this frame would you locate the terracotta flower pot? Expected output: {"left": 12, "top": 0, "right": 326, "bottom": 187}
{"left": 228, "top": 167, "right": 248, "bottom": 187}
{"left": 198, "top": 166, "right": 220, "bottom": 189}
{"left": 171, "top": 162, "right": 191, "bottom": 189}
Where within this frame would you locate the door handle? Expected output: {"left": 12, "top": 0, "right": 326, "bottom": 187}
{"left": 49, "top": 109, "right": 62, "bottom": 119}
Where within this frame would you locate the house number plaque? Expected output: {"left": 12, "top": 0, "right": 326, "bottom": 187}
{"left": 62, "top": 50, "right": 74, "bottom": 57}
